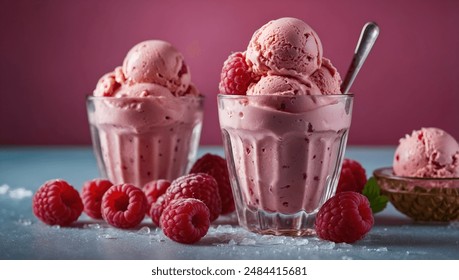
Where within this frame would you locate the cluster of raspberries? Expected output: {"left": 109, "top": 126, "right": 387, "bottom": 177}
{"left": 33, "top": 156, "right": 374, "bottom": 244}
{"left": 32, "top": 153, "right": 233, "bottom": 244}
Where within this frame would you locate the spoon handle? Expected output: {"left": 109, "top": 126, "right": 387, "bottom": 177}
{"left": 340, "top": 22, "right": 380, "bottom": 94}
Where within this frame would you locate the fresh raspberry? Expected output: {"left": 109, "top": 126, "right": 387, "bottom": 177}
{"left": 150, "top": 194, "right": 166, "bottom": 226}
{"left": 336, "top": 158, "right": 367, "bottom": 194}
{"left": 315, "top": 191, "right": 374, "bottom": 243}
{"left": 32, "top": 179, "right": 83, "bottom": 226}
{"left": 219, "top": 52, "right": 253, "bottom": 95}
{"left": 151, "top": 173, "right": 221, "bottom": 226}
{"left": 190, "top": 153, "right": 235, "bottom": 214}
{"left": 81, "top": 178, "right": 113, "bottom": 219}
{"left": 101, "top": 184, "right": 148, "bottom": 229}
{"left": 143, "top": 179, "right": 171, "bottom": 217}
{"left": 160, "top": 198, "right": 210, "bottom": 244}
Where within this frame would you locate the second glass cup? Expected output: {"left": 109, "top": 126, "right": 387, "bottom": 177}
{"left": 87, "top": 95, "right": 203, "bottom": 187}
{"left": 218, "top": 94, "right": 353, "bottom": 236}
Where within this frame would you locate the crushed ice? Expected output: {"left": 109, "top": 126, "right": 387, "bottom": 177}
{"left": 149, "top": 228, "right": 166, "bottom": 242}
{"left": 9, "top": 188, "right": 33, "bottom": 199}
{"left": 0, "top": 184, "right": 9, "bottom": 195}
{"left": 206, "top": 224, "right": 333, "bottom": 248}
{"left": 0, "top": 184, "right": 33, "bottom": 199}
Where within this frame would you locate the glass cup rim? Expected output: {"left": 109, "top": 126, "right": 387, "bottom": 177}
{"left": 374, "top": 167, "right": 459, "bottom": 182}
{"left": 217, "top": 93, "right": 354, "bottom": 99}
{"left": 86, "top": 94, "right": 205, "bottom": 101}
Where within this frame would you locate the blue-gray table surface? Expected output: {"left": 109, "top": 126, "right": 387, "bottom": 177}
{"left": 0, "top": 146, "right": 458, "bottom": 260}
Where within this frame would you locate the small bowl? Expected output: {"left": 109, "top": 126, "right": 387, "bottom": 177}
{"left": 373, "top": 167, "right": 459, "bottom": 222}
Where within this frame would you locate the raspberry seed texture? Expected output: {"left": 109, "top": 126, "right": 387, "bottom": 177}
{"left": 219, "top": 52, "right": 253, "bottom": 95}
{"left": 101, "top": 184, "right": 148, "bottom": 229}
{"left": 81, "top": 178, "right": 113, "bottom": 219}
{"left": 143, "top": 179, "right": 171, "bottom": 217}
{"left": 160, "top": 198, "right": 210, "bottom": 244}
{"left": 336, "top": 158, "right": 367, "bottom": 194}
{"left": 190, "top": 153, "right": 235, "bottom": 214}
{"left": 32, "top": 179, "right": 84, "bottom": 226}
{"left": 315, "top": 191, "right": 374, "bottom": 243}
{"left": 151, "top": 173, "right": 221, "bottom": 226}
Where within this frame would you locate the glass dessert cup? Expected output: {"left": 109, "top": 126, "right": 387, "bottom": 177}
{"left": 218, "top": 94, "right": 354, "bottom": 236}
{"left": 87, "top": 95, "right": 203, "bottom": 187}
{"left": 374, "top": 167, "right": 459, "bottom": 222}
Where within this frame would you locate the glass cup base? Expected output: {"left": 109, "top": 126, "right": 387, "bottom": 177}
{"left": 236, "top": 206, "right": 317, "bottom": 236}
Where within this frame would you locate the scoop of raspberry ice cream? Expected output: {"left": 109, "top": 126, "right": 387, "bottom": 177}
{"left": 246, "top": 17, "right": 323, "bottom": 78}
{"left": 122, "top": 40, "right": 191, "bottom": 96}
{"left": 393, "top": 127, "right": 459, "bottom": 178}
{"left": 310, "top": 57, "right": 342, "bottom": 94}
{"left": 247, "top": 75, "right": 320, "bottom": 96}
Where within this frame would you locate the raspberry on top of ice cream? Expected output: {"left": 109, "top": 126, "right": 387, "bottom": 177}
{"left": 93, "top": 40, "right": 199, "bottom": 98}
{"left": 219, "top": 17, "right": 342, "bottom": 96}
{"left": 393, "top": 127, "right": 459, "bottom": 178}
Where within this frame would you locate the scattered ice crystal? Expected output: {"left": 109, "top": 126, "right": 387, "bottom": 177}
{"left": 376, "top": 247, "right": 388, "bottom": 252}
{"left": 84, "top": 224, "right": 101, "bottom": 229}
{"left": 338, "top": 243, "right": 353, "bottom": 249}
{"left": 17, "top": 218, "right": 32, "bottom": 226}
{"left": 240, "top": 238, "right": 257, "bottom": 246}
{"left": 0, "top": 184, "right": 33, "bottom": 199}
{"left": 295, "top": 239, "right": 309, "bottom": 245}
{"left": 137, "top": 226, "right": 151, "bottom": 235}
{"left": 149, "top": 230, "right": 166, "bottom": 242}
{"left": 8, "top": 187, "right": 33, "bottom": 199}
{"left": 0, "top": 184, "right": 10, "bottom": 195}
{"left": 99, "top": 234, "right": 117, "bottom": 239}
{"left": 228, "top": 239, "right": 237, "bottom": 246}
{"left": 342, "top": 256, "right": 353, "bottom": 260}
{"left": 52, "top": 225, "right": 61, "bottom": 229}
{"left": 319, "top": 242, "right": 335, "bottom": 250}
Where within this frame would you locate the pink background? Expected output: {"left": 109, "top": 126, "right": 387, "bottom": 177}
{"left": 1, "top": 0, "right": 458, "bottom": 146}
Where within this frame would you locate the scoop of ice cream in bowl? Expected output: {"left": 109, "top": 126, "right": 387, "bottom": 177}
{"left": 374, "top": 127, "right": 459, "bottom": 221}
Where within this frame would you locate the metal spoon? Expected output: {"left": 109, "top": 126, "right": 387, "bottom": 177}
{"left": 340, "top": 22, "right": 380, "bottom": 94}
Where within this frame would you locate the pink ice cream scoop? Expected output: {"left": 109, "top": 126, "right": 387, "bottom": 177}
{"left": 393, "top": 127, "right": 459, "bottom": 178}
{"left": 310, "top": 57, "right": 342, "bottom": 94}
{"left": 247, "top": 75, "right": 320, "bottom": 96}
{"left": 246, "top": 17, "right": 323, "bottom": 79}
{"left": 122, "top": 40, "right": 191, "bottom": 96}
{"left": 114, "top": 83, "right": 174, "bottom": 98}
{"left": 93, "top": 67, "right": 125, "bottom": 97}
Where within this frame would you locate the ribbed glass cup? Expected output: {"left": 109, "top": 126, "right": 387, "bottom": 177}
{"left": 218, "top": 94, "right": 353, "bottom": 236}
{"left": 87, "top": 95, "right": 203, "bottom": 187}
